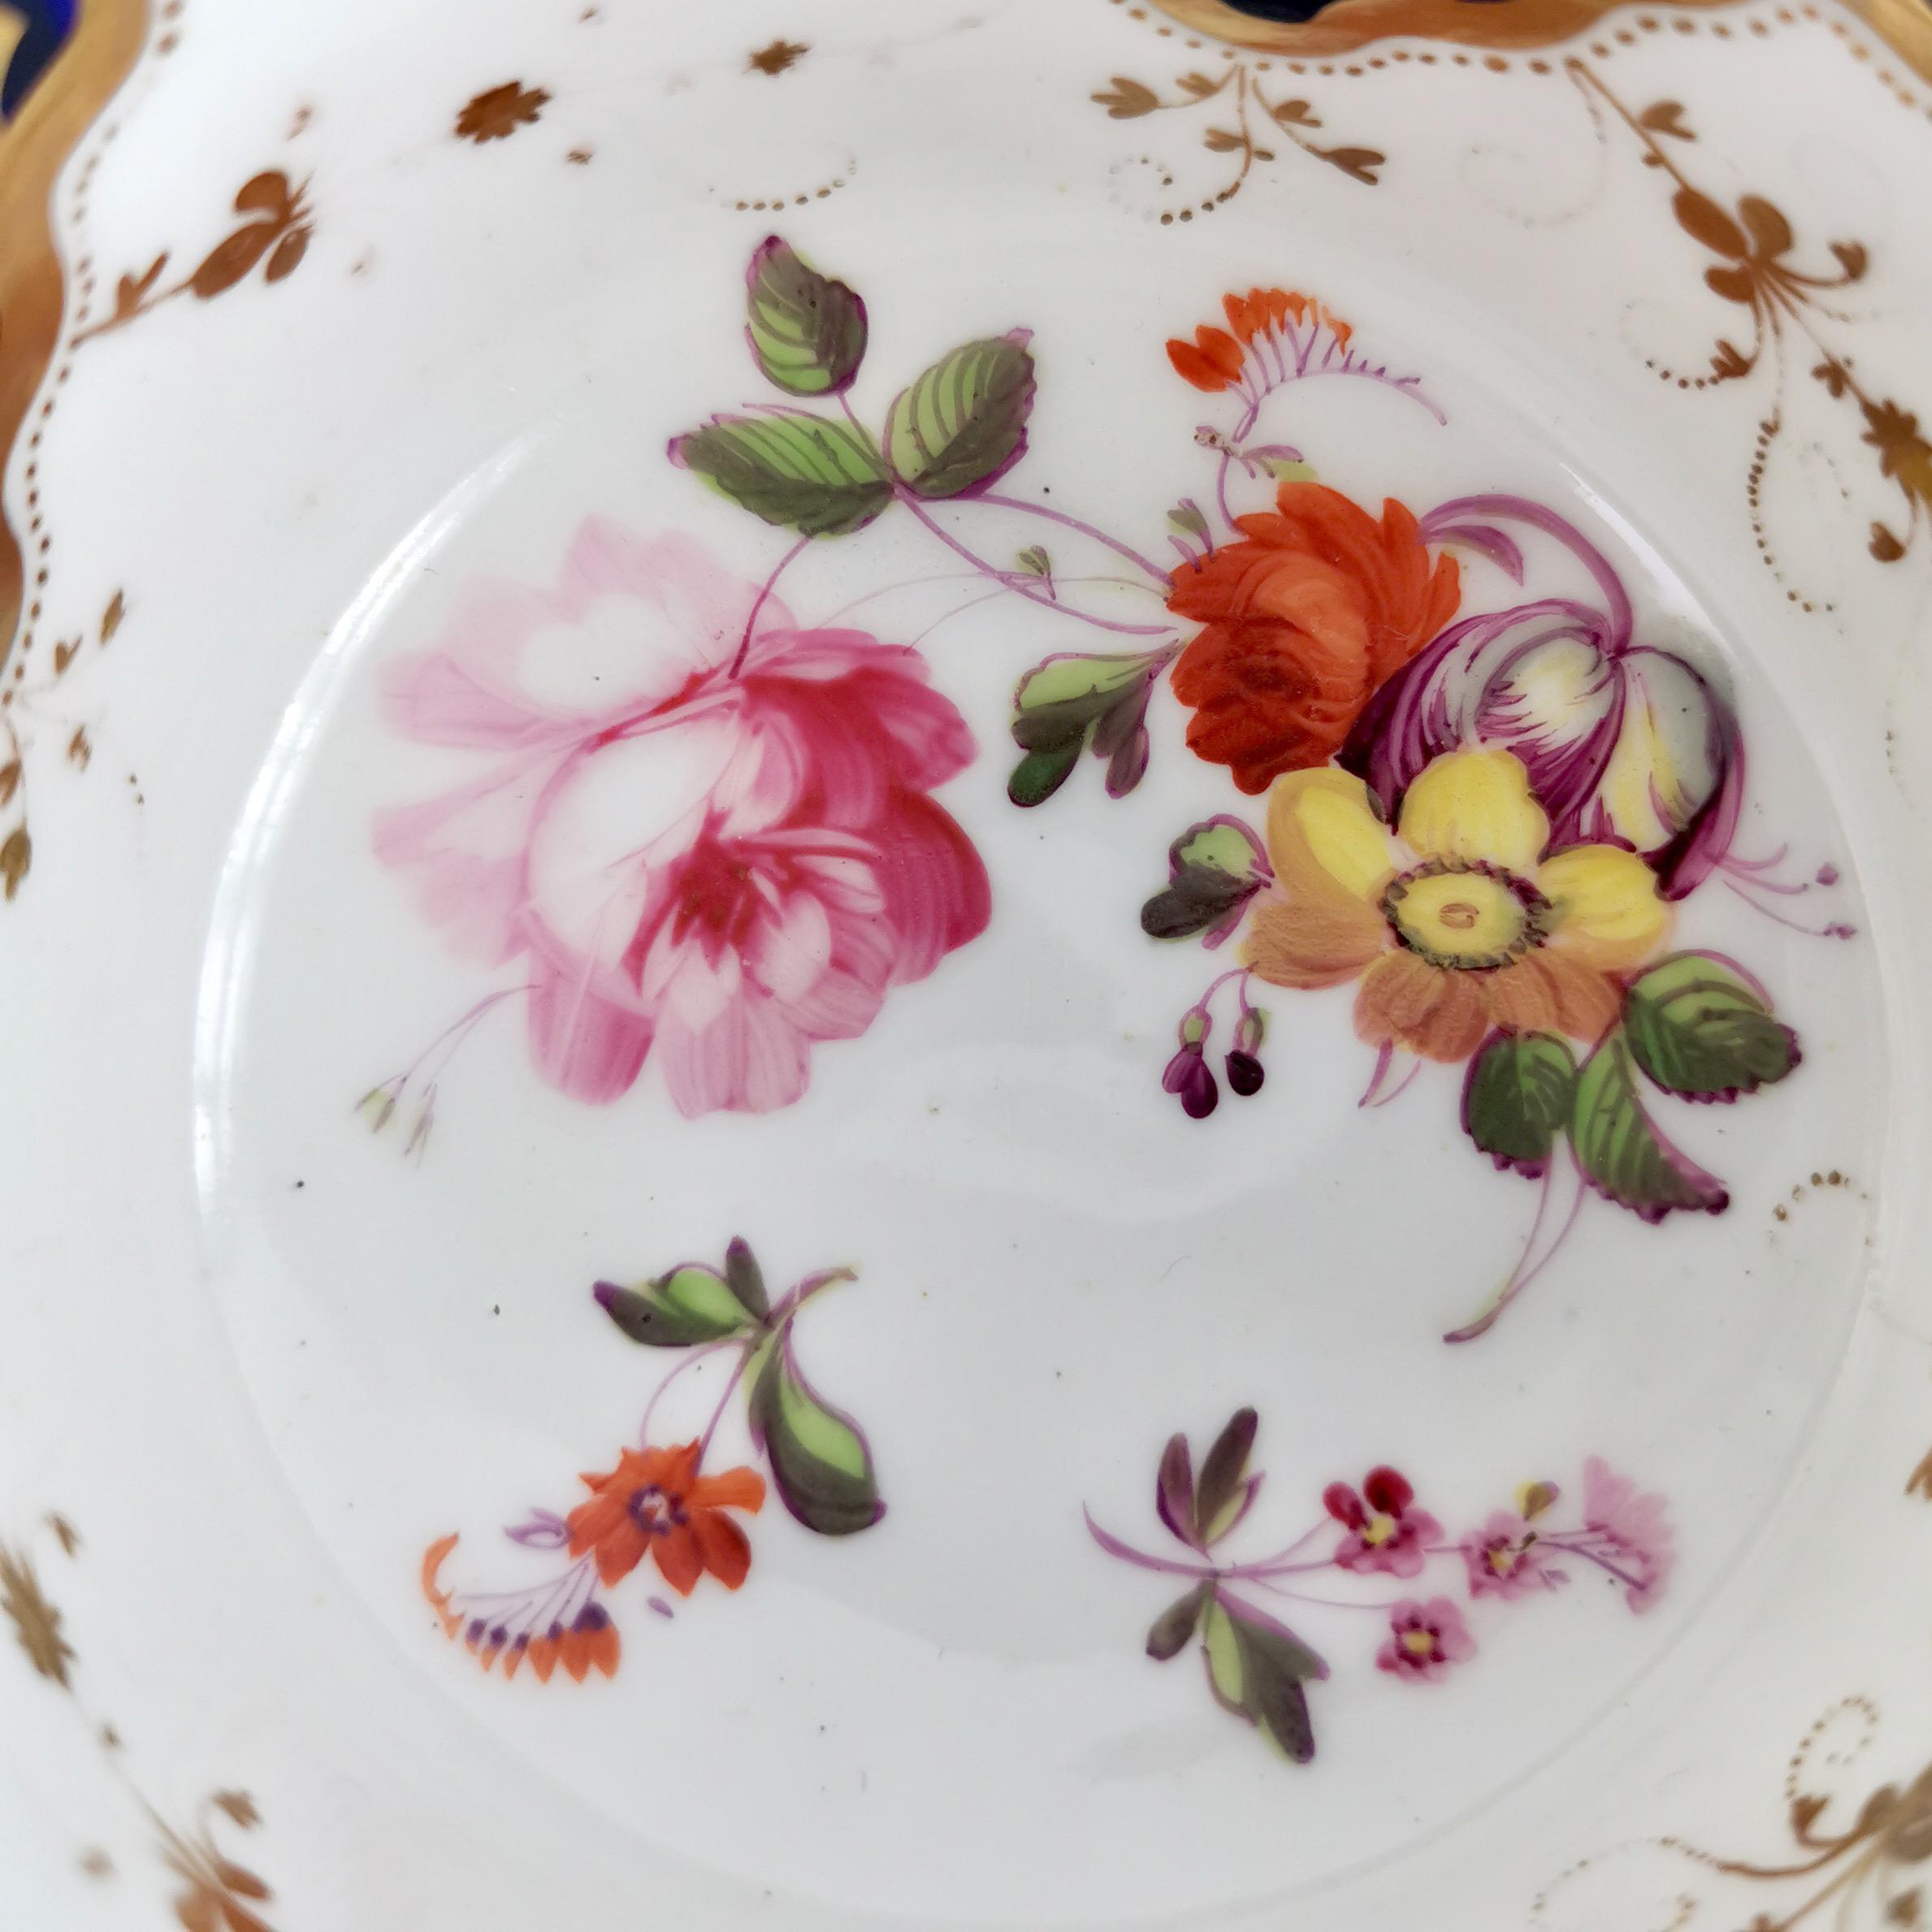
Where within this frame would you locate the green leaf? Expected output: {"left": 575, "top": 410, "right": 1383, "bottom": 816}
{"left": 723, "top": 1237, "right": 769, "bottom": 1322}
{"left": 1193, "top": 1408, "right": 1258, "bottom": 1545}
{"left": 1016, "top": 544, "right": 1052, "bottom": 578}
{"left": 1622, "top": 952, "right": 1800, "bottom": 1102}
{"left": 670, "top": 411, "right": 892, "bottom": 537}
{"left": 1146, "top": 1582, "right": 1211, "bottom": 1661}
{"left": 1008, "top": 743, "right": 1081, "bottom": 808}
{"left": 1200, "top": 1593, "right": 1324, "bottom": 1762}
{"left": 594, "top": 1267, "right": 754, "bottom": 1346}
{"left": 1008, "top": 649, "right": 1167, "bottom": 807}
{"left": 1011, "top": 652, "right": 1156, "bottom": 731}
{"left": 1263, "top": 457, "right": 1318, "bottom": 482}
{"left": 747, "top": 1330, "right": 884, "bottom": 1536}
{"left": 1462, "top": 1033, "right": 1579, "bottom": 1178}
{"left": 1571, "top": 1032, "right": 1729, "bottom": 1224}
{"left": 1141, "top": 816, "right": 1268, "bottom": 944}
{"left": 886, "top": 331, "right": 1036, "bottom": 499}
{"left": 744, "top": 236, "right": 868, "bottom": 396}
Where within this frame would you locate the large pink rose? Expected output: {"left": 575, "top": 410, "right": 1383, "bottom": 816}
{"left": 375, "top": 519, "right": 990, "bottom": 1115}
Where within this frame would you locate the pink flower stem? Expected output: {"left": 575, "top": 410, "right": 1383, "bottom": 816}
{"left": 1237, "top": 1518, "right": 1333, "bottom": 1570}
{"left": 1215, "top": 399, "right": 1263, "bottom": 534}
{"left": 729, "top": 535, "right": 812, "bottom": 678}
{"left": 637, "top": 1341, "right": 734, "bottom": 1447}
{"left": 973, "top": 490, "right": 1172, "bottom": 591}
{"left": 1443, "top": 1145, "right": 1588, "bottom": 1345}
{"left": 1085, "top": 1511, "right": 1339, "bottom": 1584}
{"left": 696, "top": 1344, "right": 755, "bottom": 1460}
{"left": 1720, "top": 877, "right": 1857, "bottom": 938}
{"left": 1536, "top": 1534, "right": 1647, "bottom": 1596}
{"left": 892, "top": 488, "right": 1173, "bottom": 637}
{"left": 1247, "top": 1577, "right": 1410, "bottom": 1612}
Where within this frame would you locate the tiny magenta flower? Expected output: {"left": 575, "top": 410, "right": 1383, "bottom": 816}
{"left": 1323, "top": 1466, "right": 1443, "bottom": 1578}
{"left": 1577, "top": 1456, "right": 1677, "bottom": 1613}
{"left": 1459, "top": 1510, "right": 1567, "bottom": 1600}
{"left": 1163, "top": 1007, "right": 1219, "bottom": 1117}
{"left": 1224, "top": 1050, "right": 1264, "bottom": 1097}
{"left": 1376, "top": 1597, "right": 1475, "bottom": 1683}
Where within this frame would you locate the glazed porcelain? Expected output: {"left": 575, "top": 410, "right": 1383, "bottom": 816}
{"left": 2, "top": 1, "right": 1930, "bottom": 1927}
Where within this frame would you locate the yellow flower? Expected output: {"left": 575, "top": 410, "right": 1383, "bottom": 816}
{"left": 1242, "top": 748, "right": 1670, "bottom": 1063}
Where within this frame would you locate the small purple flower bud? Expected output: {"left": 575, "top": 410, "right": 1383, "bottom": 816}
{"left": 1225, "top": 1050, "right": 1265, "bottom": 1097}
{"left": 1163, "top": 1044, "right": 1219, "bottom": 1118}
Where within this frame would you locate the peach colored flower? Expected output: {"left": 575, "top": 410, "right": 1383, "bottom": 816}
{"left": 1243, "top": 747, "right": 1671, "bottom": 1063}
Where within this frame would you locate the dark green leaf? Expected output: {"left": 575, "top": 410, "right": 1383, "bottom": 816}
{"left": 723, "top": 1237, "right": 769, "bottom": 1321}
{"left": 1155, "top": 1433, "right": 1197, "bottom": 1547}
{"left": 886, "top": 331, "right": 1036, "bottom": 499}
{"left": 744, "top": 236, "right": 868, "bottom": 397}
{"left": 1462, "top": 1032, "right": 1578, "bottom": 1178}
{"left": 748, "top": 1331, "right": 883, "bottom": 1536}
{"left": 670, "top": 411, "right": 891, "bottom": 537}
{"left": 1193, "top": 1408, "right": 1257, "bottom": 1546}
{"left": 1622, "top": 952, "right": 1800, "bottom": 1102}
{"left": 1008, "top": 744, "right": 1081, "bottom": 808}
{"left": 1146, "top": 1582, "right": 1211, "bottom": 1661}
{"left": 1007, "top": 649, "right": 1166, "bottom": 807}
{"left": 1571, "top": 1032, "right": 1729, "bottom": 1224}
{"left": 1201, "top": 1592, "right": 1325, "bottom": 1762}
{"left": 594, "top": 1267, "right": 754, "bottom": 1346}
{"left": 1141, "top": 816, "right": 1267, "bottom": 943}
{"left": 1011, "top": 652, "right": 1156, "bottom": 752}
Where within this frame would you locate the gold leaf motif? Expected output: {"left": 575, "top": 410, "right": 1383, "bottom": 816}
{"left": 101, "top": 590, "right": 124, "bottom": 643}
{"left": 45, "top": 1514, "right": 80, "bottom": 1557}
{"left": 1093, "top": 76, "right": 1158, "bottom": 119}
{"left": 454, "top": 81, "right": 551, "bottom": 143}
{"left": 1908, "top": 1447, "right": 1932, "bottom": 1496}
{"left": 212, "top": 1792, "right": 261, "bottom": 1830}
{"left": 52, "top": 637, "right": 79, "bottom": 675}
{"left": 0, "top": 1544, "right": 74, "bottom": 1686}
{"left": 67, "top": 726, "right": 92, "bottom": 770}
{"left": 0, "top": 761, "right": 19, "bottom": 807}
{"left": 1319, "top": 145, "right": 1384, "bottom": 186}
{"left": 747, "top": 38, "right": 809, "bottom": 76}
{"left": 1832, "top": 240, "right": 1869, "bottom": 282}
{"left": 1638, "top": 99, "right": 1694, "bottom": 140}
{"left": 1, "top": 826, "right": 32, "bottom": 901}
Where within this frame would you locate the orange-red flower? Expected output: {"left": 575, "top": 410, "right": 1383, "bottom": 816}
{"left": 567, "top": 1441, "right": 765, "bottom": 1596}
{"left": 1166, "top": 288, "right": 1354, "bottom": 392}
{"left": 420, "top": 1532, "right": 625, "bottom": 1682}
{"left": 1167, "top": 481, "right": 1461, "bottom": 793}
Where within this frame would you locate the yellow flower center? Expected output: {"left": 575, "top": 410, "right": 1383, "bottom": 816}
{"left": 1362, "top": 1511, "right": 1398, "bottom": 1547}
{"left": 1401, "top": 1629, "right": 1436, "bottom": 1657}
{"left": 1381, "top": 858, "right": 1550, "bottom": 970}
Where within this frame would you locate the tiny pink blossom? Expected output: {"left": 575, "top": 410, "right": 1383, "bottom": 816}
{"left": 376, "top": 520, "right": 990, "bottom": 1116}
{"left": 1459, "top": 1510, "right": 1567, "bottom": 1601}
{"left": 1323, "top": 1466, "right": 1442, "bottom": 1579}
{"left": 1579, "top": 1456, "right": 1676, "bottom": 1614}
{"left": 1376, "top": 1597, "right": 1475, "bottom": 1683}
